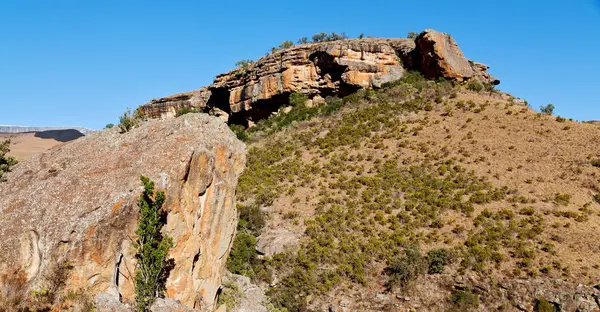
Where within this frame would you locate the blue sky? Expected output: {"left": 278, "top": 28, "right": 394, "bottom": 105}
{"left": 1, "top": 1, "right": 599, "bottom": 129}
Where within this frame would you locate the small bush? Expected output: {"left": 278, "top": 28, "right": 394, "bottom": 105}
{"left": 229, "top": 124, "right": 249, "bottom": 142}
{"left": 534, "top": 298, "right": 558, "bottom": 312}
{"left": 450, "top": 288, "right": 479, "bottom": 311}
{"left": 278, "top": 40, "right": 294, "bottom": 49}
{"left": 466, "top": 80, "right": 484, "bottom": 92}
{"left": 118, "top": 108, "right": 143, "bottom": 133}
{"left": 217, "top": 281, "right": 244, "bottom": 310}
{"left": 237, "top": 203, "right": 265, "bottom": 236}
{"left": 104, "top": 123, "right": 114, "bottom": 129}
{"left": 427, "top": 248, "right": 450, "bottom": 274}
{"left": 226, "top": 232, "right": 258, "bottom": 276}
{"left": 175, "top": 107, "right": 199, "bottom": 117}
{"left": 385, "top": 245, "right": 426, "bottom": 290}
{"left": 0, "top": 140, "right": 17, "bottom": 182}
{"left": 591, "top": 159, "right": 600, "bottom": 168}
{"left": 235, "top": 59, "right": 253, "bottom": 69}
{"left": 540, "top": 104, "right": 555, "bottom": 115}
{"left": 554, "top": 193, "right": 571, "bottom": 206}
{"left": 593, "top": 193, "right": 600, "bottom": 204}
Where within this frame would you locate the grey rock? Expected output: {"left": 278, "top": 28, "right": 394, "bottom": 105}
{"left": 150, "top": 298, "right": 200, "bottom": 312}
{"left": 256, "top": 227, "right": 300, "bottom": 256}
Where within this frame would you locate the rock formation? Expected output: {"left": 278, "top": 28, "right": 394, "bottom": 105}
{"left": 139, "top": 29, "right": 498, "bottom": 125}
{"left": 0, "top": 114, "right": 245, "bottom": 310}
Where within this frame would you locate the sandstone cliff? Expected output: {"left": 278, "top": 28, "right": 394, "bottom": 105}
{"left": 0, "top": 114, "right": 245, "bottom": 310}
{"left": 139, "top": 29, "right": 498, "bottom": 125}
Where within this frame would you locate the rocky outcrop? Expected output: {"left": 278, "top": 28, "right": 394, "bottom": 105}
{"left": 414, "top": 30, "right": 500, "bottom": 85}
{"left": 138, "top": 29, "right": 498, "bottom": 125}
{"left": 0, "top": 114, "right": 245, "bottom": 310}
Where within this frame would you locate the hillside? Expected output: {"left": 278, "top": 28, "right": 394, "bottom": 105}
{"left": 223, "top": 74, "right": 600, "bottom": 311}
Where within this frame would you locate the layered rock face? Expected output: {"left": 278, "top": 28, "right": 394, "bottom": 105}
{"left": 139, "top": 29, "right": 498, "bottom": 125}
{"left": 0, "top": 114, "right": 245, "bottom": 310}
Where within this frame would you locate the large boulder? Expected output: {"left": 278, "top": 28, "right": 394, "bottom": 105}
{"left": 0, "top": 114, "right": 245, "bottom": 310}
{"left": 415, "top": 29, "right": 499, "bottom": 84}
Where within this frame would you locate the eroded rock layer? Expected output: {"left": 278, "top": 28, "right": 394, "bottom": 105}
{"left": 0, "top": 114, "right": 245, "bottom": 310}
{"left": 139, "top": 29, "right": 498, "bottom": 124}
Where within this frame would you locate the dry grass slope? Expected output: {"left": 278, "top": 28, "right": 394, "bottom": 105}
{"left": 228, "top": 73, "right": 600, "bottom": 311}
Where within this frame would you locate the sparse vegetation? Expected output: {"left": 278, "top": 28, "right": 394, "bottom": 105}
{"left": 224, "top": 69, "right": 597, "bottom": 311}
{"left": 311, "top": 32, "right": 348, "bottom": 43}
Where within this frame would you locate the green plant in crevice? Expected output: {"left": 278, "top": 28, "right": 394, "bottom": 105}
{"left": 134, "top": 176, "right": 173, "bottom": 312}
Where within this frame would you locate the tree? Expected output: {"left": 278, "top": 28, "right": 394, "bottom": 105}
{"left": 312, "top": 32, "right": 327, "bottom": 43}
{"left": 278, "top": 40, "right": 294, "bottom": 49}
{"left": 118, "top": 108, "right": 146, "bottom": 133}
{"left": 407, "top": 31, "right": 419, "bottom": 39}
{"left": 297, "top": 37, "right": 308, "bottom": 44}
{"left": 134, "top": 176, "right": 173, "bottom": 312}
{"left": 540, "top": 104, "right": 555, "bottom": 116}
{"left": 235, "top": 59, "right": 254, "bottom": 69}
{"left": 358, "top": 33, "right": 365, "bottom": 39}
{"left": 0, "top": 140, "right": 17, "bottom": 182}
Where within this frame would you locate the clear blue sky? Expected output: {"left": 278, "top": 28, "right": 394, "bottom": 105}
{"left": 1, "top": 1, "right": 599, "bottom": 129}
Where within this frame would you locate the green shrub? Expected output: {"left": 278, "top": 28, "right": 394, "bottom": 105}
{"left": 450, "top": 288, "right": 479, "bottom": 311}
{"left": 104, "top": 123, "right": 114, "bottom": 129}
{"left": 385, "top": 245, "right": 426, "bottom": 290}
{"left": 278, "top": 40, "right": 294, "bottom": 49}
{"left": 554, "top": 193, "right": 571, "bottom": 206}
{"left": 175, "top": 107, "right": 199, "bottom": 117}
{"left": 593, "top": 193, "right": 600, "bottom": 204}
{"left": 534, "top": 298, "right": 558, "bottom": 312}
{"left": 237, "top": 203, "right": 265, "bottom": 236}
{"left": 540, "top": 104, "right": 555, "bottom": 115}
{"left": 229, "top": 124, "right": 249, "bottom": 142}
{"left": 226, "top": 232, "right": 258, "bottom": 277}
{"left": 0, "top": 140, "right": 17, "bottom": 182}
{"left": 466, "top": 80, "right": 484, "bottom": 92}
{"left": 427, "top": 248, "right": 449, "bottom": 274}
{"left": 235, "top": 59, "right": 254, "bottom": 69}
{"left": 118, "top": 108, "right": 144, "bottom": 133}
{"left": 134, "top": 176, "right": 173, "bottom": 312}
{"left": 297, "top": 37, "right": 308, "bottom": 44}
{"left": 217, "top": 281, "right": 244, "bottom": 310}
{"left": 407, "top": 31, "right": 418, "bottom": 39}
